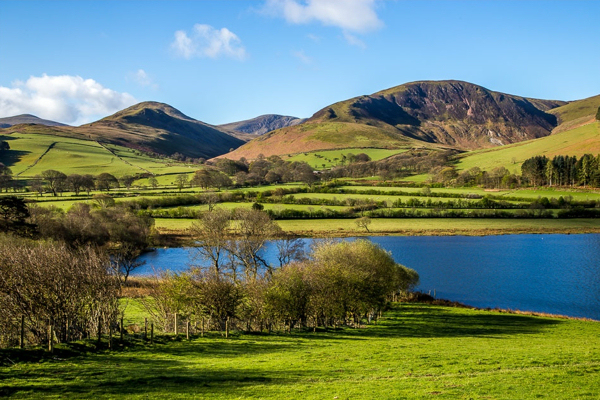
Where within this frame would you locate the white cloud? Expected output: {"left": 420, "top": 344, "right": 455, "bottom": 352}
{"left": 171, "top": 24, "right": 247, "bottom": 60}
{"left": 263, "top": 0, "right": 383, "bottom": 33}
{"left": 0, "top": 74, "right": 136, "bottom": 125}
{"left": 292, "top": 50, "right": 314, "bottom": 65}
{"left": 342, "top": 31, "right": 366, "bottom": 49}
{"left": 131, "top": 69, "right": 158, "bottom": 89}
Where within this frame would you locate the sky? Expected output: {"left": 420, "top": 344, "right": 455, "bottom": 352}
{"left": 1, "top": 0, "right": 599, "bottom": 126}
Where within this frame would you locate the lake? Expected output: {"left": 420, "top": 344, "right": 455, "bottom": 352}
{"left": 135, "top": 234, "right": 600, "bottom": 321}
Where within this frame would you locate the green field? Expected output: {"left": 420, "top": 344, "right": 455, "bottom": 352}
{"left": 152, "top": 217, "right": 600, "bottom": 236}
{"left": 455, "top": 122, "right": 600, "bottom": 172}
{"left": 0, "top": 133, "right": 196, "bottom": 179}
{"left": 2, "top": 303, "right": 599, "bottom": 399}
{"left": 285, "top": 148, "right": 408, "bottom": 169}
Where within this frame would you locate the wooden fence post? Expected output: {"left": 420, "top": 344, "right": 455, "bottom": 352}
{"left": 47, "top": 319, "right": 53, "bottom": 353}
{"left": 150, "top": 323, "right": 154, "bottom": 344}
{"left": 225, "top": 317, "right": 229, "bottom": 339}
{"left": 201, "top": 318, "right": 204, "bottom": 337}
{"left": 186, "top": 320, "right": 190, "bottom": 340}
{"left": 20, "top": 315, "right": 25, "bottom": 349}
{"left": 174, "top": 313, "right": 178, "bottom": 337}
{"left": 97, "top": 319, "right": 102, "bottom": 348}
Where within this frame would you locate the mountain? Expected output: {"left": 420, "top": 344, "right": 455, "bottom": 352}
{"left": 219, "top": 114, "right": 305, "bottom": 136}
{"left": 223, "top": 80, "right": 567, "bottom": 160}
{"left": 1, "top": 102, "right": 245, "bottom": 159}
{"left": 0, "top": 114, "right": 67, "bottom": 128}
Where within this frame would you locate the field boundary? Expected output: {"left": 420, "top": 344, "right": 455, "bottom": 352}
{"left": 16, "top": 141, "right": 56, "bottom": 176}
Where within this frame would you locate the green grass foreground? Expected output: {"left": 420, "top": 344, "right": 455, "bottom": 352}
{"left": 2, "top": 304, "right": 599, "bottom": 399}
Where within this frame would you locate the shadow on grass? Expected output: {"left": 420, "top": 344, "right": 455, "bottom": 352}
{"left": 291, "top": 303, "right": 564, "bottom": 341}
{"left": 0, "top": 149, "right": 30, "bottom": 169}
{"left": 0, "top": 304, "right": 567, "bottom": 398}
{"left": 0, "top": 358, "right": 297, "bottom": 398}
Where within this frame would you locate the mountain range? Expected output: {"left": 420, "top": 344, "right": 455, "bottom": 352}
{"left": 2, "top": 80, "right": 599, "bottom": 161}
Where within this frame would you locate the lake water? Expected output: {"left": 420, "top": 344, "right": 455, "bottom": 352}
{"left": 135, "top": 234, "right": 600, "bottom": 321}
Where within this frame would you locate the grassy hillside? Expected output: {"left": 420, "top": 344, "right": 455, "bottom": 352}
{"left": 549, "top": 94, "right": 600, "bottom": 124}
{"left": 284, "top": 148, "right": 408, "bottom": 169}
{"left": 2, "top": 303, "right": 599, "bottom": 399}
{"left": 0, "top": 102, "right": 244, "bottom": 159}
{"left": 223, "top": 121, "right": 420, "bottom": 160}
{"left": 0, "top": 132, "right": 193, "bottom": 178}
{"left": 456, "top": 121, "right": 600, "bottom": 172}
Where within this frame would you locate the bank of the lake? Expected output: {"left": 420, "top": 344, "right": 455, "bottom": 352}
{"left": 137, "top": 234, "right": 600, "bottom": 321}
{"left": 154, "top": 217, "right": 600, "bottom": 240}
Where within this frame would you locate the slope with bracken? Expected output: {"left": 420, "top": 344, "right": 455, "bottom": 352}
{"left": 223, "top": 80, "right": 567, "bottom": 160}
{"left": 1, "top": 102, "right": 244, "bottom": 159}
{"left": 456, "top": 97, "right": 600, "bottom": 172}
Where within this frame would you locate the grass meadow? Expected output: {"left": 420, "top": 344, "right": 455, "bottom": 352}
{"left": 1, "top": 303, "right": 599, "bottom": 399}
{"left": 285, "top": 148, "right": 407, "bottom": 169}
{"left": 455, "top": 122, "right": 600, "bottom": 172}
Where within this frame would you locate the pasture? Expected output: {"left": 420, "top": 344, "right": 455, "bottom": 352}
{"left": 1, "top": 303, "right": 599, "bottom": 399}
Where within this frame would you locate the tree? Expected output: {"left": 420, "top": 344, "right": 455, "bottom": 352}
{"left": 67, "top": 174, "right": 86, "bottom": 195}
{"left": 189, "top": 209, "right": 232, "bottom": 275}
{"left": 82, "top": 174, "right": 95, "bottom": 195}
{"left": 42, "top": 169, "right": 67, "bottom": 196}
{"left": 30, "top": 176, "right": 44, "bottom": 196}
{"left": 96, "top": 173, "right": 119, "bottom": 191}
{"left": 148, "top": 176, "right": 159, "bottom": 189}
{"left": 355, "top": 216, "right": 372, "bottom": 232}
{"left": 230, "top": 209, "right": 280, "bottom": 280}
{"left": 0, "top": 196, "right": 36, "bottom": 237}
{"left": 119, "top": 175, "right": 136, "bottom": 190}
{"left": 596, "top": 106, "right": 600, "bottom": 121}
{"left": 93, "top": 193, "right": 115, "bottom": 208}
{"left": 175, "top": 174, "right": 189, "bottom": 191}
{"left": 0, "top": 164, "right": 13, "bottom": 192}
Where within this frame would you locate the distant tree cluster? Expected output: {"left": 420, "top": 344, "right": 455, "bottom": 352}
{"left": 206, "top": 155, "right": 317, "bottom": 187}
{"left": 521, "top": 154, "right": 600, "bottom": 187}
{"left": 30, "top": 171, "right": 160, "bottom": 196}
{"left": 321, "top": 150, "right": 456, "bottom": 181}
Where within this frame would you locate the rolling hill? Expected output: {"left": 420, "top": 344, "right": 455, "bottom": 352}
{"left": 0, "top": 114, "right": 67, "bottom": 128}
{"left": 223, "top": 80, "right": 567, "bottom": 160}
{"left": 0, "top": 102, "right": 244, "bottom": 159}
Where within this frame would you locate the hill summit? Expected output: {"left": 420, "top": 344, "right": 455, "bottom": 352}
{"left": 2, "top": 102, "right": 244, "bottom": 159}
{"left": 224, "top": 80, "right": 568, "bottom": 159}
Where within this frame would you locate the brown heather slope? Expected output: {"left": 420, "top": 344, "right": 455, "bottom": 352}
{"left": 223, "top": 80, "right": 567, "bottom": 160}
{"left": 1, "top": 102, "right": 244, "bottom": 159}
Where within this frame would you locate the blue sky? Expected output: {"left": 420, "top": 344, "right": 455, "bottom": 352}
{"left": 1, "top": 0, "right": 599, "bottom": 125}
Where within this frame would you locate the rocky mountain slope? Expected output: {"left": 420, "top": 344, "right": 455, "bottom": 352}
{"left": 224, "top": 80, "right": 568, "bottom": 159}
{"left": 219, "top": 114, "right": 305, "bottom": 136}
